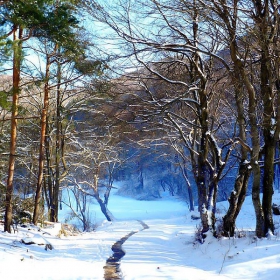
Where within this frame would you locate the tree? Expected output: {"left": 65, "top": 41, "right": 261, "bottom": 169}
{"left": 4, "top": 26, "right": 22, "bottom": 232}
{"left": 201, "top": 0, "right": 261, "bottom": 237}
{"left": 252, "top": 0, "right": 279, "bottom": 236}
{"left": 0, "top": 0, "right": 88, "bottom": 231}
{"left": 205, "top": 0, "right": 280, "bottom": 237}
{"left": 0, "top": 0, "right": 50, "bottom": 233}
{"left": 85, "top": 0, "right": 236, "bottom": 237}
{"left": 66, "top": 128, "right": 123, "bottom": 222}
{"left": 32, "top": 1, "right": 88, "bottom": 225}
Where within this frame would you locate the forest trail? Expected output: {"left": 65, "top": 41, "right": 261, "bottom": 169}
{"left": 103, "top": 220, "right": 149, "bottom": 280}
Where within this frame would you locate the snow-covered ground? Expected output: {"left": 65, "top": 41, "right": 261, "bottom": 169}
{"left": 1, "top": 190, "right": 280, "bottom": 280}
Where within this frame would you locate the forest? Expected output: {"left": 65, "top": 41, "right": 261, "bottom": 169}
{"left": 0, "top": 0, "right": 280, "bottom": 244}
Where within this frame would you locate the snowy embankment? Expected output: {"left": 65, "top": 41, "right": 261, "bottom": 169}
{"left": 1, "top": 191, "right": 280, "bottom": 280}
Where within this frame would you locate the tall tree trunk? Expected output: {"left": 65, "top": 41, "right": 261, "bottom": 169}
{"left": 260, "top": 50, "right": 275, "bottom": 235}
{"left": 229, "top": 23, "right": 262, "bottom": 237}
{"left": 244, "top": 64, "right": 263, "bottom": 237}
{"left": 275, "top": 54, "right": 280, "bottom": 194}
{"left": 254, "top": 0, "right": 276, "bottom": 236}
{"left": 45, "top": 117, "right": 53, "bottom": 217}
{"left": 222, "top": 68, "right": 251, "bottom": 236}
{"left": 51, "top": 58, "right": 62, "bottom": 222}
{"left": 197, "top": 95, "right": 210, "bottom": 233}
{"left": 4, "top": 27, "right": 22, "bottom": 233}
{"left": 192, "top": 4, "right": 212, "bottom": 233}
{"left": 212, "top": 0, "right": 264, "bottom": 237}
{"left": 33, "top": 55, "right": 51, "bottom": 225}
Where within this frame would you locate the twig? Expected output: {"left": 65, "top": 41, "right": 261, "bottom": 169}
{"left": 219, "top": 235, "right": 232, "bottom": 274}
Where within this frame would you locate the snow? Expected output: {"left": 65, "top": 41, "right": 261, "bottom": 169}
{"left": 1, "top": 191, "right": 280, "bottom": 280}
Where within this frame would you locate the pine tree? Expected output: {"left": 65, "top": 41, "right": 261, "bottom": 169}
{"left": 0, "top": 0, "right": 85, "bottom": 232}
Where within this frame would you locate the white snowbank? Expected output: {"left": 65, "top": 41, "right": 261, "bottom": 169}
{"left": 0, "top": 192, "right": 280, "bottom": 279}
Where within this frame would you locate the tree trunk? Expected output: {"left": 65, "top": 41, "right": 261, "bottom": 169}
{"left": 182, "top": 164, "right": 194, "bottom": 211}
{"left": 222, "top": 64, "right": 251, "bottom": 236}
{"left": 255, "top": 1, "right": 276, "bottom": 235}
{"left": 197, "top": 134, "right": 209, "bottom": 233}
{"left": 51, "top": 57, "right": 62, "bottom": 222}
{"left": 94, "top": 193, "right": 113, "bottom": 222}
{"left": 261, "top": 52, "right": 275, "bottom": 235}
{"left": 33, "top": 55, "right": 51, "bottom": 225}
{"left": 4, "top": 27, "right": 22, "bottom": 233}
{"left": 92, "top": 170, "right": 113, "bottom": 221}
{"left": 223, "top": 162, "right": 251, "bottom": 236}
{"left": 251, "top": 162, "right": 264, "bottom": 238}
{"left": 136, "top": 161, "right": 144, "bottom": 192}
{"left": 192, "top": 6, "right": 212, "bottom": 233}
{"left": 45, "top": 117, "right": 54, "bottom": 219}
{"left": 208, "top": 177, "right": 218, "bottom": 234}
{"left": 230, "top": 30, "right": 262, "bottom": 238}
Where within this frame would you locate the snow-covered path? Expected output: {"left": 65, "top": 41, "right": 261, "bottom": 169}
{"left": 120, "top": 216, "right": 228, "bottom": 280}
{"left": 104, "top": 220, "right": 149, "bottom": 279}
{"left": 1, "top": 193, "right": 280, "bottom": 279}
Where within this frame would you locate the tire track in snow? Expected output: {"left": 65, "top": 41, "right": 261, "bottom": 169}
{"left": 103, "top": 220, "right": 149, "bottom": 280}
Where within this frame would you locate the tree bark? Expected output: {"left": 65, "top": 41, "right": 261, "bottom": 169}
{"left": 182, "top": 163, "right": 194, "bottom": 211}
{"left": 33, "top": 55, "right": 51, "bottom": 225}
{"left": 51, "top": 56, "right": 62, "bottom": 222}
{"left": 197, "top": 117, "right": 210, "bottom": 233}
{"left": 4, "top": 27, "right": 22, "bottom": 233}
{"left": 94, "top": 193, "right": 113, "bottom": 222}
{"left": 260, "top": 50, "right": 275, "bottom": 235}
{"left": 223, "top": 162, "right": 251, "bottom": 236}
{"left": 212, "top": 1, "right": 263, "bottom": 237}
{"left": 254, "top": 0, "right": 277, "bottom": 236}
{"left": 222, "top": 64, "right": 251, "bottom": 236}
{"left": 45, "top": 117, "right": 53, "bottom": 218}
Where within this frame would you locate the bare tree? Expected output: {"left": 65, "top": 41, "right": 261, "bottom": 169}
{"left": 84, "top": 0, "right": 236, "bottom": 237}
{"left": 252, "top": 0, "right": 279, "bottom": 236}
{"left": 66, "top": 126, "right": 123, "bottom": 221}
{"left": 203, "top": 0, "right": 280, "bottom": 237}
